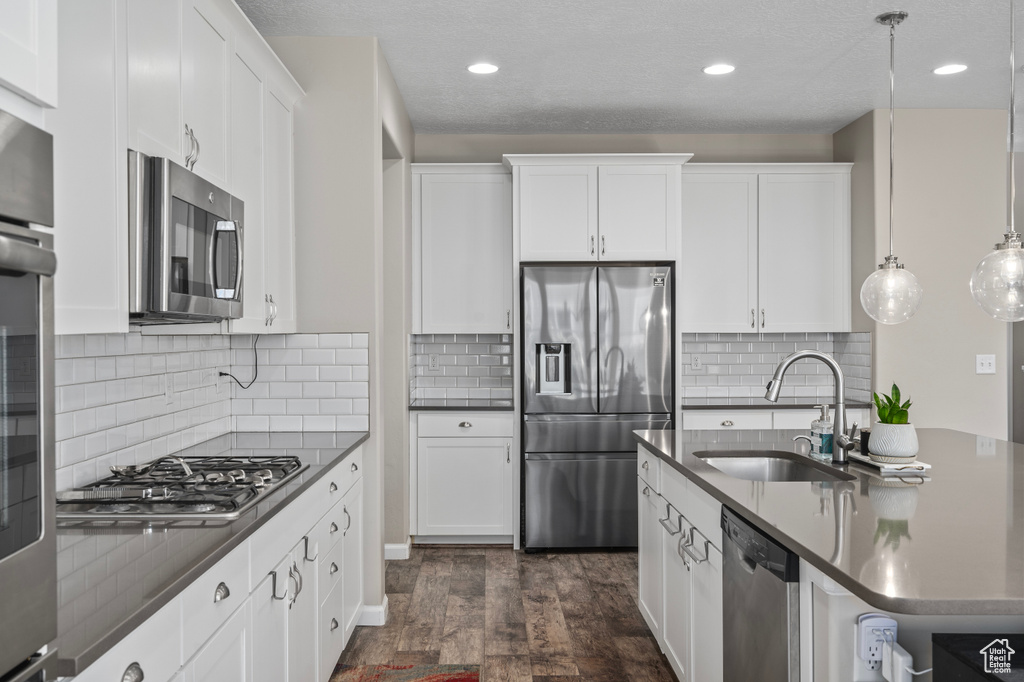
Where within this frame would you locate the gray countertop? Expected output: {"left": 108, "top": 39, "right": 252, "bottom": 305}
{"left": 680, "top": 397, "right": 873, "bottom": 410}
{"left": 409, "top": 398, "right": 514, "bottom": 410}
{"left": 633, "top": 428, "right": 1024, "bottom": 616}
{"left": 53, "top": 431, "right": 368, "bottom": 676}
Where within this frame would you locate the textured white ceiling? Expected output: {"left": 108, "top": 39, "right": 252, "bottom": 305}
{"left": 236, "top": 0, "right": 1018, "bottom": 135}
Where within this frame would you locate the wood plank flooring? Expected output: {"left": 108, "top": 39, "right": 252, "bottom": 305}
{"left": 338, "top": 546, "right": 677, "bottom": 682}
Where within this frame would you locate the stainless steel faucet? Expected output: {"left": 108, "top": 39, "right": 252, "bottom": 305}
{"left": 765, "top": 350, "right": 858, "bottom": 464}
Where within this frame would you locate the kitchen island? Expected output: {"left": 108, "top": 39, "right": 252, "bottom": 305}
{"left": 634, "top": 427, "right": 1024, "bottom": 680}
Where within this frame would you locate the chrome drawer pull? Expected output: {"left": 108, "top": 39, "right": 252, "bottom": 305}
{"left": 351, "top": 462, "right": 359, "bottom": 472}
{"left": 642, "top": 486, "right": 650, "bottom": 496}
{"left": 750, "top": 308, "right": 755, "bottom": 329}
{"left": 641, "top": 460, "right": 649, "bottom": 470}
{"left": 343, "top": 506, "right": 351, "bottom": 535}
{"left": 330, "top": 521, "right": 339, "bottom": 533}
{"left": 721, "top": 420, "right": 734, "bottom": 427}
{"left": 122, "top": 662, "right": 144, "bottom": 682}
{"left": 213, "top": 582, "right": 230, "bottom": 603}
{"left": 330, "top": 562, "right": 339, "bottom": 575}
{"left": 270, "top": 571, "right": 287, "bottom": 601}
{"left": 330, "top": 618, "right": 340, "bottom": 631}
{"left": 458, "top": 421, "right": 472, "bottom": 428}
{"left": 303, "top": 535, "right": 317, "bottom": 562}
{"left": 329, "top": 482, "right": 338, "bottom": 492}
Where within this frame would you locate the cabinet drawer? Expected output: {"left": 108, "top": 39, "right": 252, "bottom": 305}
{"left": 318, "top": 536, "right": 344, "bottom": 598}
{"left": 685, "top": 479, "right": 722, "bottom": 551}
{"left": 659, "top": 464, "right": 686, "bottom": 513}
{"left": 771, "top": 409, "right": 818, "bottom": 431}
{"left": 418, "top": 412, "right": 514, "bottom": 438}
{"left": 314, "top": 500, "right": 346, "bottom": 559}
{"left": 73, "top": 596, "right": 182, "bottom": 682}
{"left": 340, "top": 447, "right": 363, "bottom": 495}
{"left": 681, "top": 410, "right": 771, "bottom": 431}
{"left": 182, "top": 540, "right": 251, "bottom": 659}
{"left": 319, "top": 581, "right": 347, "bottom": 678}
{"left": 637, "top": 445, "right": 661, "bottom": 491}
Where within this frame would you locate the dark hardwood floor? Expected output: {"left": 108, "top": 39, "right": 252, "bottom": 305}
{"left": 338, "top": 546, "right": 677, "bottom": 682}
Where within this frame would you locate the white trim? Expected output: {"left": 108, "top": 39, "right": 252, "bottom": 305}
{"left": 357, "top": 595, "right": 389, "bottom": 627}
{"left": 682, "top": 162, "right": 853, "bottom": 174}
{"left": 502, "top": 153, "right": 694, "bottom": 169}
{"left": 412, "top": 163, "right": 509, "bottom": 174}
{"left": 412, "top": 535, "right": 515, "bottom": 545}
{"left": 384, "top": 539, "right": 411, "bottom": 561}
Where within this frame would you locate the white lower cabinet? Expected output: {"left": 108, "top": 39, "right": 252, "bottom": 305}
{"left": 289, "top": 538, "right": 319, "bottom": 682}
{"left": 341, "top": 478, "right": 364, "bottom": 641}
{"left": 251, "top": 556, "right": 290, "bottom": 682}
{"left": 637, "top": 446, "right": 724, "bottom": 682}
{"left": 189, "top": 601, "right": 252, "bottom": 682}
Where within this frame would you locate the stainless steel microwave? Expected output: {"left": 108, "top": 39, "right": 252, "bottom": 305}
{"left": 129, "top": 150, "right": 243, "bottom": 323}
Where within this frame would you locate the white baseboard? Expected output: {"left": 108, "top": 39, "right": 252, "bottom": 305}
{"left": 412, "top": 534, "right": 514, "bottom": 545}
{"left": 384, "top": 539, "right": 411, "bottom": 560}
{"left": 357, "top": 595, "right": 389, "bottom": 627}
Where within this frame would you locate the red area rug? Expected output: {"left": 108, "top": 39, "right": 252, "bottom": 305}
{"left": 329, "top": 664, "right": 480, "bottom": 682}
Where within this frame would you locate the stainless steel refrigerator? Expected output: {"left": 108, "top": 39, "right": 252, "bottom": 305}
{"left": 521, "top": 264, "right": 673, "bottom": 549}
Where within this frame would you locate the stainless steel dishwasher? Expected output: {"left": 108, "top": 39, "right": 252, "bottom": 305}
{"left": 721, "top": 506, "right": 800, "bottom": 682}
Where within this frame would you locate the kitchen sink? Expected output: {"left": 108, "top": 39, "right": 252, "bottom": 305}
{"left": 694, "top": 450, "right": 856, "bottom": 483}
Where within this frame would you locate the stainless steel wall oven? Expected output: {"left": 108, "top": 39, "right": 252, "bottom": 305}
{"left": 0, "top": 110, "right": 58, "bottom": 682}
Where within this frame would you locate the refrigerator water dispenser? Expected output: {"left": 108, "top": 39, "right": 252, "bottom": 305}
{"left": 537, "top": 343, "right": 570, "bottom": 394}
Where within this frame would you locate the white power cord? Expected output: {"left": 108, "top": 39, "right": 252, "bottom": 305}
{"left": 879, "top": 629, "right": 933, "bottom": 682}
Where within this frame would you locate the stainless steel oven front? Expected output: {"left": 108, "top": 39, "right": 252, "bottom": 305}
{"left": 129, "top": 151, "right": 243, "bottom": 323}
{"left": 0, "top": 109, "right": 57, "bottom": 682}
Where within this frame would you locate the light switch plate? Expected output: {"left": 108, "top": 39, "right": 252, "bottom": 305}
{"left": 976, "top": 354, "right": 996, "bottom": 374}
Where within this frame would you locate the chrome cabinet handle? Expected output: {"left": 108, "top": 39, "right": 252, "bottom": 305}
{"left": 506, "top": 309, "right": 511, "bottom": 329}
{"left": 680, "top": 530, "right": 709, "bottom": 565}
{"left": 213, "top": 581, "right": 230, "bottom": 603}
{"left": 721, "top": 420, "right": 734, "bottom": 427}
{"left": 122, "top": 662, "right": 144, "bottom": 682}
{"left": 506, "top": 443, "right": 510, "bottom": 463}
{"left": 641, "top": 460, "right": 649, "bottom": 470}
{"left": 184, "top": 125, "right": 194, "bottom": 167}
{"left": 330, "top": 521, "right": 339, "bottom": 533}
{"left": 351, "top": 462, "right": 359, "bottom": 472}
{"left": 330, "top": 562, "right": 339, "bottom": 575}
{"left": 329, "top": 482, "right": 338, "bottom": 492}
{"left": 270, "top": 571, "right": 287, "bottom": 601}
{"left": 761, "top": 308, "right": 766, "bottom": 328}
{"left": 458, "top": 421, "right": 472, "bottom": 428}
{"left": 750, "top": 308, "right": 755, "bottom": 329}
{"left": 601, "top": 234, "right": 606, "bottom": 256}
{"left": 288, "top": 564, "right": 298, "bottom": 608}
{"left": 642, "top": 486, "right": 650, "bottom": 496}
{"left": 293, "top": 561, "right": 303, "bottom": 597}
{"left": 343, "top": 506, "right": 351, "bottom": 535}
{"left": 191, "top": 129, "right": 201, "bottom": 170}
{"left": 271, "top": 294, "right": 278, "bottom": 324}
{"left": 678, "top": 536, "right": 692, "bottom": 571}
{"left": 303, "top": 535, "right": 317, "bottom": 562}
{"left": 265, "top": 293, "right": 271, "bottom": 326}
{"left": 590, "top": 235, "right": 595, "bottom": 255}
{"left": 330, "top": 618, "right": 340, "bottom": 632}
{"left": 658, "top": 506, "right": 682, "bottom": 536}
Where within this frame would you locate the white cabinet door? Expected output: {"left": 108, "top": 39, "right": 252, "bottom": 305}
{"left": 251, "top": 558, "right": 289, "bottom": 682}
{"left": 262, "top": 80, "right": 297, "bottom": 333}
{"left": 417, "top": 437, "right": 511, "bottom": 535}
{"left": 181, "top": 0, "right": 231, "bottom": 186}
{"left": 48, "top": 0, "right": 129, "bottom": 335}
{"left": 758, "top": 173, "right": 850, "bottom": 332}
{"left": 637, "top": 479, "right": 663, "bottom": 644}
{"left": 518, "top": 165, "right": 598, "bottom": 261}
{"left": 72, "top": 597, "right": 182, "bottom": 682}
{"left": 0, "top": 0, "right": 56, "bottom": 106}
{"left": 341, "top": 477, "right": 364, "bottom": 641}
{"left": 288, "top": 544, "right": 318, "bottom": 682}
{"left": 190, "top": 601, "right": 251, "bottom": 682}
{"left": 661, "top": 510, "right": 692, "bottom": 682}
{"left": 691, "top": 544, "right": 724, "bottom": 682}
{"left": 680, "top": 174, "right": 758, "bottom": 333}
{"left": 227, "top": 44, "right": 267, "bottom": 333}
{"left": 598, "top": 165, "right": 679, "bottom": 260}
{"left": 418, "top": 171, "right": 512, "bottom": 333}
{"left": 127, "top": 0, "right": 184, "bottom": 162}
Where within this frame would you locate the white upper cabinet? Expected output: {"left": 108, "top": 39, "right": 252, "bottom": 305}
{"left": 680, "top": 164, "right": 852, "bottom": 333}
{"left": 507, "top": 155, "right": 690, "bottom": 262}
{"left": 0, "top": 0, "right": 57, "bottom": 106}
{"left": 181, "top": 0, "right": 231, "bottom": 186}
{"left": 261, "top": 80, "right": 298, "bottom": 333}
{"left": 127, "top": 0, "right": 184, "bottom": 162}
{"left": 413, "top": 165, "right": 512, "bottom": 334}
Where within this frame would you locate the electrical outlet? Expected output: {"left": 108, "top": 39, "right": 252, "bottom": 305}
{"left": 687, "top": 355, "right": 707, "bottom": 375}
{"left": 976, "top": 354, "right": 996, "bottom": 374}
{"left": 428, "top": 353, "right": 441, "bottom": 373}
{"left": 977, "top": 435, "right": 996, "bottom": 456}
{"left": 164, "top": 377, "right": 174, "bottom": 405}
{"left": 858, "top": 613, "right": 898, "bottom": 671}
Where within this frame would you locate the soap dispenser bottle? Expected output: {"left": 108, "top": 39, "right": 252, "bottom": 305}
{"left": 810, "top": 404, "right": 833, "bottom": 462}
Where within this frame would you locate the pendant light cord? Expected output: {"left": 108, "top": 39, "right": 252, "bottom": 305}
{"left": 1010, "top": 0, "right": 1018, "bottom": 236}
{"left": 888, "top": 19, "right": 897, "bottom": 258}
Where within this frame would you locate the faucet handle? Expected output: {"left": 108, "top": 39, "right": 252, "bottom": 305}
{"left": 848, "top": 422, "right": 859, "bottom": 439}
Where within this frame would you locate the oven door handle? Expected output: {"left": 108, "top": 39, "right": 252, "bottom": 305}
{"left": 212, "top": 220, "right": 243, "bottom": 300}
{"left": 0, "top": 231, "right": 56, "bottom": 277}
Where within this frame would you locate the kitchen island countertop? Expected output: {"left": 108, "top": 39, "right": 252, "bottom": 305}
{"left": 634, "top": 427, "right": 1024, "bottom": 616}
{"left": 53, "top": 431, "right": 368, "bottom": 676}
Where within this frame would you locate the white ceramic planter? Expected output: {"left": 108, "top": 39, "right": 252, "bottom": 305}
{"left": 868, "top": 422, "right": 919, "bottom": 458}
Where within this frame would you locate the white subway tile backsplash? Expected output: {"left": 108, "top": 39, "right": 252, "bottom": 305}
{"left": 410, "top": 333, "right": 514, "bottom": 402}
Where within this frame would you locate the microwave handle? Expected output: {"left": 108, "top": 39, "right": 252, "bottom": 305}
{"left": 0, "top": 230, "right": 57, "bottom": 277}
{"left": 211, "top": 220, "right": 243, "bottom": 301}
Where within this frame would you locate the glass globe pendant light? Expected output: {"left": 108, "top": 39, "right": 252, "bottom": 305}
{"left": 970, "top": 0, "right": 1024, "bottom": 322}
{"left": 860, "top": 11, "right": 924, "bottom": 325}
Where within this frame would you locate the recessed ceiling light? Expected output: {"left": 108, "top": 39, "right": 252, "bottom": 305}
{"left": 933, "top": 64, "right": 967, "bottom": 75}
{"left": 702, "top": 64, "right": 735, "bottom": 75}
{"left": 468, "top": 63, "right": 499, "bottom": 75}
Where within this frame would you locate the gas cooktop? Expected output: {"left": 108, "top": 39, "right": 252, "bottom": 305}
{"left": 56, "top": 454, "right": 308, "bottom": 520}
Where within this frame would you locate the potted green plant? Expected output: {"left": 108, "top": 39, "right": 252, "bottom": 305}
{"left": 869, "top": 383, "right": 919, "bottom": 460}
